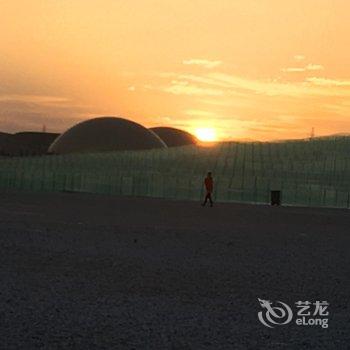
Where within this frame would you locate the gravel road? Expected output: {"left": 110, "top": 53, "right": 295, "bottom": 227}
{"left": 0, "top": 192, "right": 349, "bottom": 349}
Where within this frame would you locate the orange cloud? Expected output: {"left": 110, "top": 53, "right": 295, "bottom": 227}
{"left": 182, "top": 59, "right": 223, "bottom": 69}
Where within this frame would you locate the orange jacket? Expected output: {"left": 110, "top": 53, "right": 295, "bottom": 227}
{"left": 204, "top": 176, "right": 213, "bottom": 192}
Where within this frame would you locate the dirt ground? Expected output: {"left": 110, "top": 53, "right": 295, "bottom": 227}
{"left": 0, "top": 192, "right": 349, "bottom": 349}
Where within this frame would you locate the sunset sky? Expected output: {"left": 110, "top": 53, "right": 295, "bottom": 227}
{"left": 1, "top": 0, "right": 349, "bottom": 141}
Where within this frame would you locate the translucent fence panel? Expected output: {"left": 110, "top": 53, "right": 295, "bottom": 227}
{"left": 1, "top": 136, "right": 350, "bottom": 208}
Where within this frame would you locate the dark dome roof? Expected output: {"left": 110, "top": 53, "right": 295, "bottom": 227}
{"left": 48, "top": 117, "right": 166, "bottom": 154}
{"left": 150, "top": 127, "right": 197, "bottom": 147}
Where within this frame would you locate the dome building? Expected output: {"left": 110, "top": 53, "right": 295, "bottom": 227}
{"left": 150, "top": 127, "right": 197, "bottom": 147}
{"left": 48, "top": 117, "right": 166, "bottom": 154}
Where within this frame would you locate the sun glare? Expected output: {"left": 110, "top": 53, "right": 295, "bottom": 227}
{"left": 195, "top": 128, "right": 217, "bottom": 142}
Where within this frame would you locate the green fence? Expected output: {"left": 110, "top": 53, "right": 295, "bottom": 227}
{"left": 1, "top": 136, "right": 350, "bottom": 208}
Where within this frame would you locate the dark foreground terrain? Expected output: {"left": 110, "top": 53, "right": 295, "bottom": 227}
{"left": 0, "top": 192, "right": 349, "bottom": 349}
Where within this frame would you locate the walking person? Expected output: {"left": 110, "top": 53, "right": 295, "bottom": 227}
{"left": 202, "top": 172, "right": 214, "bottom": 207}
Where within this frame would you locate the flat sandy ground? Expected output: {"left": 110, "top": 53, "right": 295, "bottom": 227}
{"left": 0, "top": 192, "right": 349, "bottom": 349}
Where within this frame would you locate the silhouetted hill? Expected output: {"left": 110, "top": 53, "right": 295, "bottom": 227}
{"left": 0, "top": 131, "right": 59, "bottom": 156}
{"left": 13, "top": 132, "right": 59, "bottom": 155}
{"left": 0, "top": 132, "right": 20, "bottom": 156}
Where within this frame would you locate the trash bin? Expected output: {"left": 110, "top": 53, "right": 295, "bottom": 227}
{"left": 271, "top": 190, "right": 281, "bottom": 206}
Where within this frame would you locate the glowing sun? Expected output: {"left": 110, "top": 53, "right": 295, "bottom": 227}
{"left": 195, "top": 127, "right": 217, "bottom": 142}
